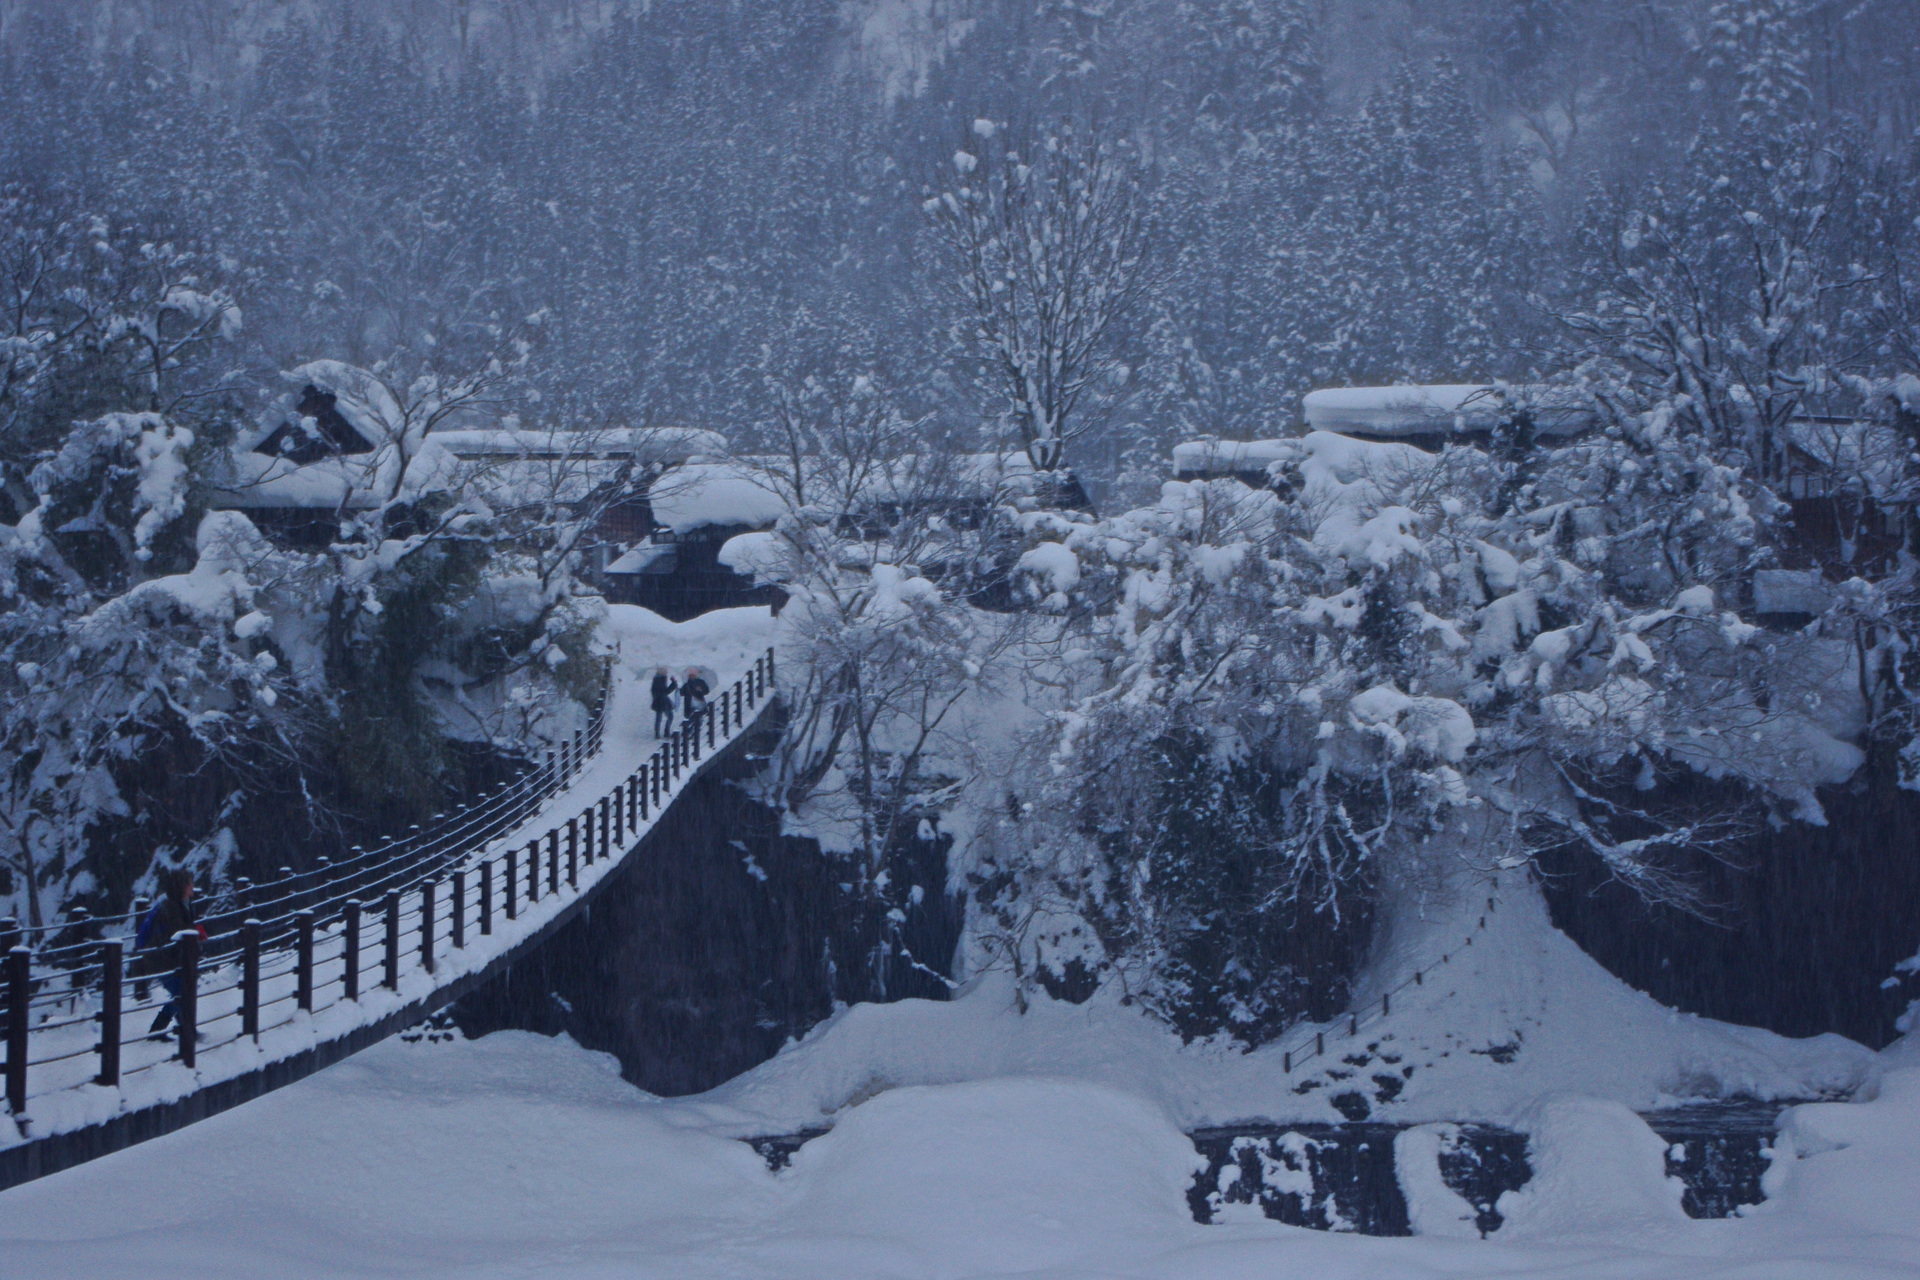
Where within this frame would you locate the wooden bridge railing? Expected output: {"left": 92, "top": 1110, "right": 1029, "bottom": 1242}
{"left": 2, "top": 647, "right": 776, "bottom": 1143}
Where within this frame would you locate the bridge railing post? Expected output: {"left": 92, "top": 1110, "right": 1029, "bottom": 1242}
{"left": 241, "top": 919, "right": 261, "bottom": 1041}
{"left": 572, "top": 729, "right": 584, "bottom": 776}
{"left": 343, "top": 901, "right": 361, "bottom": 1001}
{"left": 599, "top": 797, "right": 610, "bottom": 865}
{"left": 766, "top": 645, "right": 775, "bottom": 688}
{"left": 382, "top": 892, "right": 400, "bottom": 991}
{"left": 505, "top": 848, "right": 519, "bottom": 921}
{"left": 296, "top": 910, "right": 315, "bottom": 1012}
{"left": 546, "top": 831, "right": 559, "bottom": 897}
{"left": 175, "top": 929, "right": 200, "bottom": 1068}
{"left": 610, "top": 788, "right": 621, "bottom": 855}
{"left": 480, "top": 860, "right": 493, "bottom": 936}
{"left": 564, "top": 819, "right": 577, "bottom": 890}
{"left": 529, "top": 839, "right": 543, "bottom": 905}
{"left": 707, "top": 699, "right": 716, "bottom": 751}
{"left": 420, "top": 880, "right": 436, "bottom": 975}
{"left": 452, "top": 870, "right": 466, "bottom": 949}
{"left": 8, "top": 944, "right": 31, "bottom": 1113}
{"left": 97, "top": 939, "right": 122, "bottom": 1087}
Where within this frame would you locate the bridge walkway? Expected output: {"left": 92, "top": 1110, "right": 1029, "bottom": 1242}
{"left": 0, "top": 644, "right": 779, "bottom": 1190}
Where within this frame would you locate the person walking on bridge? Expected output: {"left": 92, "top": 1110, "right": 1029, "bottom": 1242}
{"left": 135, "top": 867, "right": 207, "bottom": 1039}
{"left": 680, "top": 668, "right": 710, "bottom": 736}
{"left": 650, "top": 667, "right": 678, "bottom": 738}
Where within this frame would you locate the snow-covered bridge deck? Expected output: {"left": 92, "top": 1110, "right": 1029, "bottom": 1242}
{"left": 0, "top": 626, "right": 780, "bottom": 1190}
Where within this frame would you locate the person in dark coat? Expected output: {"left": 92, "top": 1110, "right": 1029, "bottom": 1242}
{"left": 680, "top": 668, "right": 710, "bottom": 735}
{"left": 134, "top": 867, "right": 206, "bottom": 1038}
{"left": 650, "top": 668, "right": 678, "bottom": 738}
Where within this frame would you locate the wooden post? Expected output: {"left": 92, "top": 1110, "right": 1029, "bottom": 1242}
{"left": 708, "top": 697, "right": 717, "bottom": 750}
{"left": 528, "top": 838, "right": 542, "bottom": 904}
{"left": 7, "top": 945, "right": 30, "bottom": 1112}
{"left": 452, "top": 870, "right": 466, "bottom": 949}
{"left": 383, "top": 891, "right": 400, "bottom": 991}
{"left": 564, "top": 819, "right": 576, "bottom": 890}
{"left": 1414, "top": 970, "right": 1423, "bottom": 986}
{"left": 1315, "top": 1031, "right": 1324, "bottom": 1057}
{"left": 175, "top": 929, "right": 200, "bottom": 1068}
{"left": 296, "top": 910, "right": 315, "bottom": 1012}
{"left": 1348, "top": 1013, "right": 1358, "bottom": 1036}
{"left": 545, "top": 749, "right": 556, "bottom": 789}
{"left": 481, "top": 859, "right": 495, "bottom": 934}
{"left": 546, "top": 830, "right": 559, "bottom": 896}
{"left": 599, "top": 797, "right": 610, "bottom": 864}
{"left": 97, "top": 939, "right": 122, "bottom": 1087}
{"left": 572, "top": 729, "right": 583, "bottom": 774}
{"left": 558, "top": 736, "right": 571, "bottom": 780}
{"left": 610, "top": 787, "right": 622, "bottom": 854}
{"left": 420, "top": 879, "right": 436, "bottom": 975}
{"left": 343, "top": 901, "right": 361, "bottom": 1001}
{"left": 506, "top": 847, "right": 520, "bottom": 919}
{"left": 241, "top": 919, "right": 261, "bottom": 1040}
{"left": 766, "top": 645, "right": 775, "bottom": 687}
{"left": 1382, "top": 993, "right": 1390, "bottom": 1017}
{"left": 1284, "top": 1051, "right": 1291, "bottom": 1073}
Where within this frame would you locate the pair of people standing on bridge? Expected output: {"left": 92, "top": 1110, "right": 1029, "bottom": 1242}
{"left": 650, "top": 667, "right": 712, "bottom": 739}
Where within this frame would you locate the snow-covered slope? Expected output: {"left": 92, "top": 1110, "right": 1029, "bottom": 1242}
{"left": 678, "top": 865, "right": 1874, "bottom": 1137}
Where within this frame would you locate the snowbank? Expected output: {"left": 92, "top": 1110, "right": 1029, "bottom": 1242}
{"left": 679, "top": 863, "right": 1873, "bottom": 1138}
{"left": 4, "top": 1030, "right": 1916, "bottom": 1279}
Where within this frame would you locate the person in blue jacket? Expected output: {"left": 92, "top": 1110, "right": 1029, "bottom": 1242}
{"left": 134, "top": 867, "right": 206, "bottom": 1038}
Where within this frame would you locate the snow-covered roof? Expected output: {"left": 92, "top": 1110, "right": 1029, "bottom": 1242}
{"left": 605, "top": 542, "right": 676, "bottom": 575}
{"left": 1170, "top": 440, "right": 1297, "bottom": 477}
{"left": 1784, "top": 419, "right": 1910, "bottom": 499}
{"left": 647, "top": 462, "right": 787, "bottom": 535}
{"left": 1302, "top": 385, "right": 1597, "bottom": 439}
{"left": 432, "top": 425, "right": 726, "bottom": 464}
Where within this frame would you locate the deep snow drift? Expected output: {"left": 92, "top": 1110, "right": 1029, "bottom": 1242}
{"left": 684, "top": 868, "right": 1877, "bottom": 1136}
{"left": 2, "top": 1026, "right": 1915, "bottom": 1280}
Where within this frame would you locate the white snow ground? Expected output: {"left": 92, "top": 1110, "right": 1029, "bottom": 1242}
{"left": 1, "top": 1025, "right": 1915, "bottom": 1279}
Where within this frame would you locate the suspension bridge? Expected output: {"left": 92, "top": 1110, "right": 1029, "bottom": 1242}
{"left": 0, "top": 645, "right": 779, "bottom": 1191}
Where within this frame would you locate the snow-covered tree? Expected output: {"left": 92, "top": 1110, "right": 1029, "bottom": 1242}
{"left": 991, "top": 416, "right": 1870, "bottom": 1040}
{"left": 923, "top": 119, "right": 1151, "bottom": 471}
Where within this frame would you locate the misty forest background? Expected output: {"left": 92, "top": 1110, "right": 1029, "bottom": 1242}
{"left": 6, "top": 0, "right": 1916, "bottom": 498}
